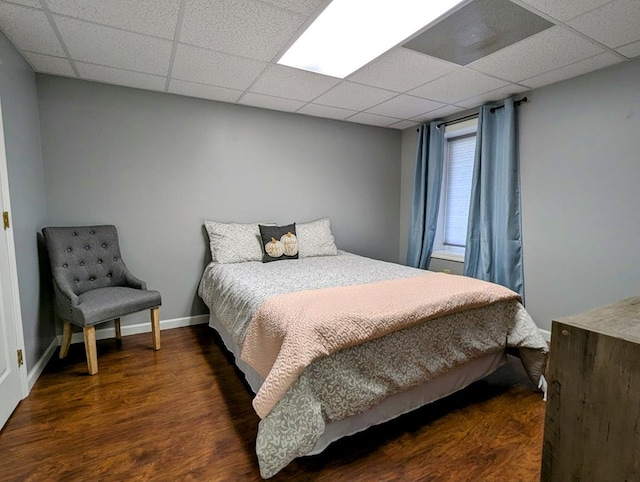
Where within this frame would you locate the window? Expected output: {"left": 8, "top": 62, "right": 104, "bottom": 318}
{"left": 432, "top": 121, "right": 477, "bottom": 261}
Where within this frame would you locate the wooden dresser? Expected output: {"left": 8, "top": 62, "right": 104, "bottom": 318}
{"left": 541, "top": 296, "right": 640, "bottom": 481}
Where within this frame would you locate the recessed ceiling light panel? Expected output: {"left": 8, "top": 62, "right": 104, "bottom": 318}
{"left": 278, "top": 0, "right": 466, "bottom": 78}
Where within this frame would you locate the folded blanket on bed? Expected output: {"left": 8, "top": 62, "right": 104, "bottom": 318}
{"left": 241, "top": 273, "right": 521, "bottom": 419}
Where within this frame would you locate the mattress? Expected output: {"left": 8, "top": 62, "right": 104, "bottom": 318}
{"left": 198, "top": 252, "right": 548, "bottom": 478}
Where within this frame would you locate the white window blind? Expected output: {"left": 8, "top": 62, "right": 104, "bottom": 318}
{"left": 443, "top": 134, "right": 475, "bottom": 247}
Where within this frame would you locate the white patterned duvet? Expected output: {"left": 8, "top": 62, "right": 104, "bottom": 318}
{"left": 198, "top": 252, "right": 548, "bottom": 478}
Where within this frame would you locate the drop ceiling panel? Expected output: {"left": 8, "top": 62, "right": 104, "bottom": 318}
{"left": 468, "top": 26, "right": 606, "bottom": 82}
{"left": 180, "top": 0, "right": 306, "bottom": 62}
{"left": 76, "top": 62, "right": 166, "bottom": 91}
{"left": 55, "top": 16, "right": 173, "bottom": 75}
{"left": 0, "top": 2, "right": 64, "bottom": 56}
{"left": 23, "top": 51, "right": 75, "bottom": 76}
{"left": 388, "top": 120, "right": 420, "bottom": 130}
{"left": 297, "top": 103, "right": 358, "bottom": 120}
{"left": 409, "top": 68, "right": 510, "bottom": 104}
{"left": 0, "top": 0, "right": 636, "bottom": 130}
{"left": 171, "top": 44, "right": 266, "bottom": 90}
{"left": 168, "top": 79, "right": 243, "bottom": 103}
{"left": 259, "top": 0, "right": 325, "bottom": 16}
{"left": 314, "top": 82, "right": 396, "bottom": 111}
{"left": 367, "top": 95, "right": 444, "bottom": 119}
{"left": 45, "top": 0, "right": 181, "bottom": 39}
{"left": 239, "top": 92, "right": 306, "bottom": 112}
{"left": 346, "top": 112, "right": 401, "bottom": 128}
{"left": 517, "top": 0, "right": 612, "bottom": 21}
{"left": 249, "top": 64, "right": 339, "bottom": 102}
{"left": 567, "top": 0, "right": 640, "bottom": 49}
{"left": 412, "top": 104, "right": 466, "bottom": 122}
{"left": 348, "top": 48, "right": 458, "bottom": 93}
{"left": 521, "top": 52, "right": 623, "bottom": 88}
{"left": 403, "top": 0, "right": 553, "bottom": 66}
{"left": 6, "top": 0, "right": 41, "bottom": 8}
{"left": 617, "top": 40, "right": 640, "bottom": 58}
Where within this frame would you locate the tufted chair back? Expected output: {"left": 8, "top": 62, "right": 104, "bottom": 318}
{"left": 42, "top": 225, "right": 137, "bottom": 296}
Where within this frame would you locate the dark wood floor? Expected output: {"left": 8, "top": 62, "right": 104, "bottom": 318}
{"left": 0, "top": 325, "right": 545, "bottom": 481}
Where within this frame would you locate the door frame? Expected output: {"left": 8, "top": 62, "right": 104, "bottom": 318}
{"left": 0, "top": 98, "right": 28, "bottom": 398}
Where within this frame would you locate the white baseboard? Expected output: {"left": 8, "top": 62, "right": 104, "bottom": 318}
{"left": 27, "top": 315, "right": 209, "bottom": 392}
{"left": 27, "top": 337, "right": 58, "bottom": 392}
{"left": 56, "top": 314, "right": 209, "bottom": 345}
{"left": 539, "top": 328, "right": 551, "bottom": 343}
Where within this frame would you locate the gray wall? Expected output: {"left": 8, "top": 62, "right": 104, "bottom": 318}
{"left": 0, "top": 32, "right": 51, "bottom": 371}
{"left": 37, "top": 76, "right": 401, "bottom": 324}
{"left": 519, "top": 58, "right": 640, "bottom": 331}
{"left": 400, "top": 57, "right": 640, "bottom": 331}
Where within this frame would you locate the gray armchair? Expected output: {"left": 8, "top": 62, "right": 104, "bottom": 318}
{"left": 43, "top": 225, "right": 161, "bottom": 374}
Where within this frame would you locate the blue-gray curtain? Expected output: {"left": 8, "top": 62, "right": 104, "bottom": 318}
{"left": 407, "top": 121, "right": 445, "bottom": 269}
{"left": 464, "top": 97, "right": 524, "bottom": 299}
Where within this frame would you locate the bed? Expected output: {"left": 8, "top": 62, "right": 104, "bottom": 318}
{"left": 198, "top": 219, "right": 548, "bottom": 478}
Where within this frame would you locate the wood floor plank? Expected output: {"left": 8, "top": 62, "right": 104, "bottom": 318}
{"left": 0, "top": 325, "right": 544, "bottom": 481}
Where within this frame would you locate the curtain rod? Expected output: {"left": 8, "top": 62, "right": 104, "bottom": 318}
{"left": 416, "top": 97, "right": 528, "bottom": 132}
{"left": 436, "top": 113, "right": 478, "bottom": 129}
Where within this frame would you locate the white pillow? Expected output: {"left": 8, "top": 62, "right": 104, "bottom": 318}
{"left": 204, "top": 221, "right": 268, "bottom": 263}
{"left": 296, "top": 218, "right": 338, "bottom": 258}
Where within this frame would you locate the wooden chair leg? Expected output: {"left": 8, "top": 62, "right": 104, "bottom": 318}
{"left": 59, "top": 321, "right": 72, "bottom": 359}
{"left": 83, "top": 326, "right": 98, "bottom": 375}
{"left": 151, "top": 307, "right": 160, "bottom": 350}
{"left": 114, "top": 318, "right": 122, "bottom": 340}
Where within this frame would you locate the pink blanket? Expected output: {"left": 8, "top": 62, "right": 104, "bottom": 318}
{"left": 240, "top": 273, "right": 520, "bottom": 419}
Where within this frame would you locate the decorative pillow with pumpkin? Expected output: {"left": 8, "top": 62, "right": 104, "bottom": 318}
{"left": 259, "top": 223, "right": 299, "bottom": 263}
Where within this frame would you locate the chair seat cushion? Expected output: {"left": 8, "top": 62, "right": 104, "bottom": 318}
{"left": 72, "top": 287, "right": 162, "bottom": 326}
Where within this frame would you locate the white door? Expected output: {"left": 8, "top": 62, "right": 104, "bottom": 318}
{"left": 0, "top": 98, "right": 27, "bottom": 429}
{"left": 0, "top": 253, "right": 22, "bottom": 429}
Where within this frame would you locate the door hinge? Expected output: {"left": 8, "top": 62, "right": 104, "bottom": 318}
{"left": 17, "top": 349, "right": 23, "bottom": 367}
{"left": 3, "top": 211, "right": 8, "bottom": 229}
